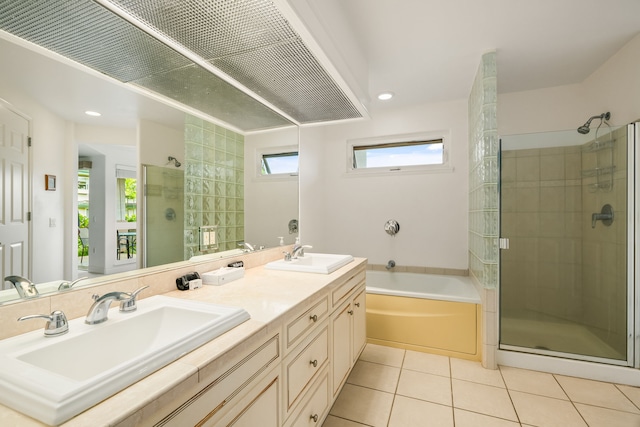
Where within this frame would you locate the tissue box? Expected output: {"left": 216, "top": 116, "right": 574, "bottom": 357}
{"left": 202, "top": 267, "right": 245, "bottom": 285}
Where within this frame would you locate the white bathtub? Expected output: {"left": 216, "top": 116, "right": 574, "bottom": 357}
{"left": 366, "top": 270, "right": 481, "bottom": 304}
{"left": 365, "top": 270, "right": 482, "bottom": 359}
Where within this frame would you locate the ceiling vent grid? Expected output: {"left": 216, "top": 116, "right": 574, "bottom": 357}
{"left": 132, "top": 63, "right": 292, "bottom": 130}
{"left": 111, "top": 0, "right": 298, "bottom": 59}
{"left": 212, "top": 38, "right": 362, "bottom": 123}
{"left": 0, "top": 0, "right": 193, "bottom": 83}
{"left": 107, "top": 0, "right": 363, "bottom": 123}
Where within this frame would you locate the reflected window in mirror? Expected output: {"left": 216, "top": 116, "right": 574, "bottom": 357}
{"left": 261, "top": 151, "right": 299, "bottom": 176}
{"left": 257, "top": 145, "right": 299, "bottom": 179}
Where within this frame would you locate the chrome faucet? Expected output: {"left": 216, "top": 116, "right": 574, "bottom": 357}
{"left": 18, "top": 310, "right": 69, "bottom": 337}
{"left": 85, "top": 286, "right": 149, "bottom": 325}
{"left": 386, "top": 260, "right": 396, "bottom": 270}
{"left": 58, "top": 276, "right": 89, "bottom": 291}
{"left": 239, "top": 242, "right": 255, "bottom": 252}
{"left": 292, "top": 244, "right": 313, "bottom": 258}
{"left": 4, "top": 275, "right": 39, "bottom": 299}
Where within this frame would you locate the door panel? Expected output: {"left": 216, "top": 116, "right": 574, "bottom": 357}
{"left": 0, "top": 103, "right": 30, "bottom": 287}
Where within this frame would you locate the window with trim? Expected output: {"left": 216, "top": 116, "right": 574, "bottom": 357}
{"left": 258, "top": 149, "right": 299, "bottom": 177}
{"left": 348, "top": 133, "right": 449, "bottom": 173}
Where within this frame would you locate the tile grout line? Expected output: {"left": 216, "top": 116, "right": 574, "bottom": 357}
{"left": 385, "top": 349, "right": 407, "bottom": 427}
{"left": 614, "top": 383, "right": 640, "bottom": 413}
{"left": 498, "top": 365, "right": 522, "bottom": 425}
{"left": 449, "top": 356, "right": 456, "bottom": 427}
{"left": 551, "top": 373, "right": 589, "bottom": 426}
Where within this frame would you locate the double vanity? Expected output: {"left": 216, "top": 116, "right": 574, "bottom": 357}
{"left": 0, "top": 247, "right": 366, "bottom": 427}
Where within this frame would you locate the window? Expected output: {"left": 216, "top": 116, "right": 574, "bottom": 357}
{"left": 261, "top": 151, "right": 299, "bottom": 175}
{"left": 348, "top": 132, "right": 450, "bottom": 174}
{"left": 256, "top": 145, "right": 299, "bottom": 179}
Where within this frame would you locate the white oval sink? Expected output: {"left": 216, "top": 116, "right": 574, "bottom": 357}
{"left": 265, "top": 253, "right": 354, "bottom": 274}
{"left": 0, "top": 295, "right": 250, "bottom": 425}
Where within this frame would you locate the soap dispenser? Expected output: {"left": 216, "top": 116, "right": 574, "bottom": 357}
{"left": 278, "top": 236, "right": 284, "bottom": 246}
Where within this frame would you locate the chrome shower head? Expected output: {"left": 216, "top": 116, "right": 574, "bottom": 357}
{"left": 577, "top": 112, "right": 611, "bottom": 134}
{"left": 168, "top": 156, "right": 181, "bottom": 168}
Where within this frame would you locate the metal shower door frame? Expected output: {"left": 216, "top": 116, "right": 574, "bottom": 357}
{"left": 632, "top": 122, "right": 640, "bottom": 368}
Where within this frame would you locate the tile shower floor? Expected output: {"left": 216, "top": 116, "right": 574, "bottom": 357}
{"left": 323, "top": 344, "right": 640, "bottom": 427}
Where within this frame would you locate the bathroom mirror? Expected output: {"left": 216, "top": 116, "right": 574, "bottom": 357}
{"left": 0, "top": 34, "right": 299, "bottom": 304}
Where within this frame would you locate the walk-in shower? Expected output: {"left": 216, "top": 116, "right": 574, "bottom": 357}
{"left": 499, "top": 121, "right": 634, "bottom": 366}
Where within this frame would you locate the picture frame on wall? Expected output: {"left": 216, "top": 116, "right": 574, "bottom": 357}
{"left": 45, "top": 174, "right": 56, "bottom": 191}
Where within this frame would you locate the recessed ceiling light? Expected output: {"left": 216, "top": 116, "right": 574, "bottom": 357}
{"left": 377, "top": 92, "right": 394, "bottom": 101}
{"left": 85, "top": 110, "right": 101, "bottom": 117}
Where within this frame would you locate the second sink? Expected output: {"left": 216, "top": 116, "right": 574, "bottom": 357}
{"left": 265, "top": 253, "right": 354, "bottom": 274}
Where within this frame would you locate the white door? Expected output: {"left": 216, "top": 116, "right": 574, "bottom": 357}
{"left": 0, "top": 102, "right": 30, "bottom": 288}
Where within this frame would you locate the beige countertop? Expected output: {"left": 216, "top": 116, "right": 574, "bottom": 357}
{"left": 0, "top": 257, "right": 367, "bottom": 427}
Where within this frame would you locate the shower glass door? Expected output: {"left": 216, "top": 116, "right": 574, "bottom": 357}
{"left": 499, "top": 125, "right": 632, "bottom": 364}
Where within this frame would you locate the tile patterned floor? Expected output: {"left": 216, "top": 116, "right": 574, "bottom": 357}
{"left": 322, "top": 344, "right": 640, "bottom": 427}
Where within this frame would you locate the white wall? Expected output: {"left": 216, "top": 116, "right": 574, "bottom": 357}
{"left": 245, "top": 127, "right": 300, "bottom": 248}
{"left": 499, "top": 33, "right": 640, "bottom": 136}
{"left": 300, "top": 99, "right": 469, "bottom": 269}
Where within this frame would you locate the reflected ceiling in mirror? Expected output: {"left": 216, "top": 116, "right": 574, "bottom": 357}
{"left": 0, "top": 0, "right": 364, "bottom": 131}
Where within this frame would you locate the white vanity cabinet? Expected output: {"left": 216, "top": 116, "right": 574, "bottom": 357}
{"left": 282, "top": 263, "right": 367, "bottom": 426}
{"left": 331, "top": 285, "right": 366, "bottom": 396}
{"left": 155, "top": 331, "right": 281, "bottom": 427}
{"left": 329, "top": 265, "right": 366, "bottom": 397}
{"left": 281, "top": 293, "right": 330, "bottom": 423}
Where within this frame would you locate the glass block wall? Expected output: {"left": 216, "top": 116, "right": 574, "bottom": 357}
{"left": 184, "top": 115, "right": 245, "bottom": 259}
{"left": 468, "top": 52, "right": 498, "bottom": 289}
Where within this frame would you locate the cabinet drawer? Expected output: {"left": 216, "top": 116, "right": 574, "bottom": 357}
{"left": 157, "top": 334, "right": 280, "bottom": 426}
{"left": 285, "top": 371, "right": 329, "bottom": 427}
{"left": 286, "top": 296, "right": 329, "bottom": 350}
{"left": 331, "top": 268, "right": 365, "bottom": 307}
{"left": 285, "top": 326, "right": 329, "bottom": 411}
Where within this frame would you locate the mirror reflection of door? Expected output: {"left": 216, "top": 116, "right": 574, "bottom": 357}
{"left": 77, "top": 162, "right": 90, "bottom": 270}
{"left": 0, "top": 101, "right": 30, "bottom": 288}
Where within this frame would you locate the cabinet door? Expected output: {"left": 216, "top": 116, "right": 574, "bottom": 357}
{"left": 204, "top": 377, "right": 280, "bottom": 427}
{"left": 332, "top": 303, "right": 352, "bottom": 395}
{"left": 352, "top": 289, "right": 366, "bottom": 363}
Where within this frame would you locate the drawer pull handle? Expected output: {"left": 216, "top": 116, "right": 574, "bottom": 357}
{"left": 348, "top": 310, "right": 354, "bottom": 315}
{"left": 309, "top": 314, "right": 318, "bottom": 322}
{"left": 310, "top": 359, "right": 318, "bottom": 367}
{"left": 310, "top": 414, "right": 319, "bottom": 423}
{"left": 354, "top": 302, "right": 361, "bottom": 307}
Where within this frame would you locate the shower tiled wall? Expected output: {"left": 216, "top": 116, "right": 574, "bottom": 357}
{"left": 500, "top": 126, "right": 628, "bottom": 358}
{"left": 581, "top": 126, "right": 628, "bottom": 354}
{"left": 468, "top": 51, "right": 498, "bottom": 368}
{"left": 183, "top": 115, "right": 244, "bottom": 259}
{"left": 500, "top": 145, "right": 584, "bottom": 322}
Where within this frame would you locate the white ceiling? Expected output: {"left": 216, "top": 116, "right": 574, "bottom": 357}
{"left": 333, "top": 0, "right": 640, "bottom": 111}
{"left": 1, "top": 0, "right": 640, "bottom": 129}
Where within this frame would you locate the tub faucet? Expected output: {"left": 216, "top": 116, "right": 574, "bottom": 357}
{"left": 386, "top": 260, "right": 396, "bottom": 270}
{"left": 292, "top": 244, "right": 313, "bottom": 258}
{"left": 4, "top": 275, "right": 39, "bottom": 299}
{"left": 85, "top": 286, "right": 149, "bottom": 325}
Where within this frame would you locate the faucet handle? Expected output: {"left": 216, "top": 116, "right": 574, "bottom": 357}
{"left": 18, "top": 310, "right": 69, "bottom": 337}
{"left": 120, "top": 285, "right": 150, "bottom": 313}
{"left": 282, "top": 251, "right": 292, "bottom": 261}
